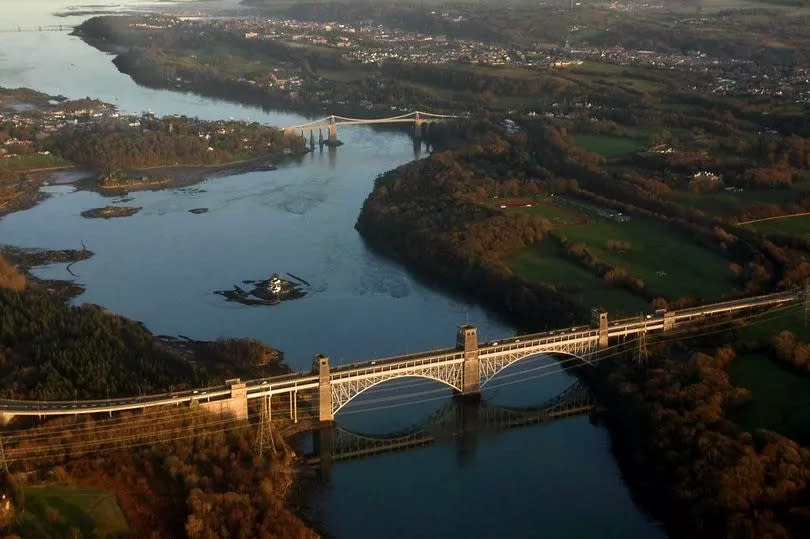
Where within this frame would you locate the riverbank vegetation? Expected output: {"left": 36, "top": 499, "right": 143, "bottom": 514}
{"left": 47, "top": 114, "right": 301, "bottom": 173}
{"left": 0, "top": 265, "right": 288, "bottom": 400}
{"left": 0, "top": 85, "right": 303, "bottom": 208}
{"left": 0, "top": 256, "right": 315, "bottom": 537}
{"left": 590, "top": 340, "right": 810, "bottom": 538}
{"left": 5, "top": 407, "right": 315, "bottom": 538}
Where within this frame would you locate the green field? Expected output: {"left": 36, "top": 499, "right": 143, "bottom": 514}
{"left": 572, "top": 134, "right": 648, "bottom": 158}
{"left": 729, "top": 354, "right": 810, "bottom": 444}
{"left": 741, "top": 304, "right": 810, "bottom": 342}
{"left": 506, "top": 240, "right": 651, "bottom": 315}
{"left": 673, "top": 188, "right": 807, "bottom": 218}
{"left": 550, "top": 213, "right": 738, "bottom": 300}
{"left": 17, "top": 485, "right": 129, "bottom": 538}
{"left": 492, "top": 196, "right": 583, "bottom": 225}
{"left": 498, "top": 195, "right": 738, "bottom": 303}
{"left": 0, "top": 153, "right": 69, "bottom": 170}
{"left": 745, "top": 214, "right": 810, "bottom": 240}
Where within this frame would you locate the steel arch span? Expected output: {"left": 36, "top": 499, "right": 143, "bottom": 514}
{"left": 331, "top": 372, "right": 462, "bottom": 417}
{"left": 479, "top": 347, "right": 597, "bottom": 388}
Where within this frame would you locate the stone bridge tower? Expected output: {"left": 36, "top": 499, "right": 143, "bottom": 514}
{"left": 314, "top": 354, "right": 333, "bottom": 422}
{"left": 592, "top": 308, "right": 609, "bottom": 348}
{"left": 457, "top": 325, "right": 480, "bottom": 397}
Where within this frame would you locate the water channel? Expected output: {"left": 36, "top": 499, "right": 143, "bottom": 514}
{"left": 0, "top": 2, "right": 665, "bottom": 536}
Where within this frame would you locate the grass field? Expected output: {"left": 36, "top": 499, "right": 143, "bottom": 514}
{"left": 0, "top": 153, "right": 69, "bottom": 170}
{"left": 673, "top": 180, "right": 810, "bottom": 218}
{"left": 550, "top": 213, "right": 738, "bottom": 300}
{"left": 673, "top": 189, "right": 806, "bottom": 218}
{"left": 505, "top": 240, "right": 651, "bottom": 315}
{"left": 745, "top": 214, "right": 810, "bottom": 240}
{"left": 491, "top": 196, "right": 584, "bottom": 225}
{"left": 729, "top": 354, "right": 810, "bottom": 444}
{"left": 741, "top": 304, "right": 810, "bottom": 342}
{"left": 17, "top": 485, "right": 129, "bottom": 538}
{"left": 572, "top": 133, "right": 648, "bottom": 158}
{"left": 497, "top": 195, "right": 738, "bottom": 303}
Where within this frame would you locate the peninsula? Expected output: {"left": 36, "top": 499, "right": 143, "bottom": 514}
{"left": 0, "top": 86, "right": 305, "bottom": 215}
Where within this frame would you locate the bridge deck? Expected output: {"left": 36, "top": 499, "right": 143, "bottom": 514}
{"left": 0, "top": 290, "right": 798, "bottom": 418}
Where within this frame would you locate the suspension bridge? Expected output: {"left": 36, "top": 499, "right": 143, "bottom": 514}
{"left": 283, "top": 110, "right": 458, "bottom": 145}
{"left": 0, "top": 290, "right": 800, "bottom": 430}
{"left": 0, "top": 25, "right": 72, "bottom": 33}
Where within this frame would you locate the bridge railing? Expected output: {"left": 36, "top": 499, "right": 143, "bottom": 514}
{"left": 331, "top": 346, "right": 460, "bottom": 374}
{"left": 330, "top": 350, "right": 465, "bottom": 381}
{"left": 481, "top": 329, "right": 600, "bottom": 357}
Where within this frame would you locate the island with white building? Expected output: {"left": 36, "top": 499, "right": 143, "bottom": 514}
{"left": 214, "top": 273, "right": 306, "bottom": 305}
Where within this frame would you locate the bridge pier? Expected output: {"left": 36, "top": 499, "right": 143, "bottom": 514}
{"left": 318, "top": 128, "right": 324, "bottom": 146}
{"left": 414, "top": 120, "right": 423, "bottom": 139}
{"left": 663, "top": 311, "right": 676, "bottom": 331}
{"left": 314, "top": 425, "right": 333, "bottom": 481}
{"left": 314, "top": 354, "right": 333, "bottom": 422}
{"left": 328, "top": 124, "right": 338, "bottom": 145}
{"left": 199, "top": 378, "right": 248, "bottom": 420}
{"left": 309, "top": 130, "right": 315, "bottom": 149}
{"left": 454, "top": 396, "right": 480, "bottom": 462}
{"left": 592, "top": 309, "right": 609, "bottom": 349}
{"left": 457, "top": 325, "right": 480, "bottom": 398}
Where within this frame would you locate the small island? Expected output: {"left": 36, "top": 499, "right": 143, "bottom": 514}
{"left": 189, "top": 207, "right": 208, "bottom": 214}
{"left": 98, "top": 169, "right": 171, "bottom": 190}
{"left": 81, "top": 205, "right": 141, "bottom": 219}
{"left": 215, "top": 273, "right": 305, "bottom": 305}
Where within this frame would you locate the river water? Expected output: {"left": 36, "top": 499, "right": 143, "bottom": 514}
{"left": 0, "top": 2, "right": 665, "bottom": 537}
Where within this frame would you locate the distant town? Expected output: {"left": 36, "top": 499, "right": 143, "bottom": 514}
{"left": 129, "top": 13, "right": 810, "bottom": 104}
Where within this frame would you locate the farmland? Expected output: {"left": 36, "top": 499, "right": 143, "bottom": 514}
{"left": 16, "top": 485, "right": 129, "bottom": 537}
{"left": 505, "top": 241, "right": 650, "bottom": 315}
{"left": 743, "top": 213, "right": 810, "bottom": 240}
{"left": 571, "top": 133, "right": 649, "bottom": 158}
{"left": 499, "top": 195, "right": 738, "bottom": 302}
{"left": 729, "top": 354, "right": 810, "bottom": 444}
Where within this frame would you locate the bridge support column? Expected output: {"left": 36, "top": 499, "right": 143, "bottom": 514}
{"left": 318, "top": 128, "right": 324, "bottom": 146}
{"left": 201, "top": 378, "right": 248, "bottom": 419}
{"left": 314, "top": 354, "right": 333, "bottom": 422}
{"left": 455, "top": 396, "right": 480, "bottom": 462}
{"left": 328, "top": 124, "right": 337, "bottom": 144}
{"left": 314, "top": 425, "right": 333, "bottom": 482}
{"left": 457, "top": 325, "right": 480, "bottom": 397}
{"left": 663, "top": 311, "right": 676, "bottom": 332}
{"left": 309, "top": 130, "right": 315, "bottom": 148}
{"left": 414, "top": 120, "right": 423, "bottom": 139}
{"left": 592, "top": 308, "right": 609, "bottom": 349}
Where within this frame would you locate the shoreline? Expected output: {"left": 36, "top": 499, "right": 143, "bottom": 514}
{"left": 0, "top": 245, "right": 93, "bottom": 300}
{"left": 0, "top": 166, "right": 76, "bottom": 218}
{"left": 83, "top": 152, "right": 301, "bottom": 196}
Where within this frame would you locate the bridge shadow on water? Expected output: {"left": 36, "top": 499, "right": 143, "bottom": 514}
{"left": 300, "top": 356, "right": 594, "bottom": 481}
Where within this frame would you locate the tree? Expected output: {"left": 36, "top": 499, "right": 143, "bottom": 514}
{"left": 0, "top": 256, "right": 25, "bottom": 291}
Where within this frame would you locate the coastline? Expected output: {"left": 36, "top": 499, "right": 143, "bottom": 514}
{"left": 0, "top": 166, "right": 76, "bottom": 218}
{"left": 84, "top": 151, "right": 298, "bottom": 195}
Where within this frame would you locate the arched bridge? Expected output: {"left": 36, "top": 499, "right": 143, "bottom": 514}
{"left": 308, "top": 379, "right": 594, "bottom": 465}
{"left": 283, "top": 110, "right": 458, "bottom": 144}
{"left": 0, "top": 290, "right": 799, "bottom": 427}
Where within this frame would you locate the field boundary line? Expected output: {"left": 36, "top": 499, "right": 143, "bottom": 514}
{"left": 738, "top": 211, "right": 810, "bottom": 226}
